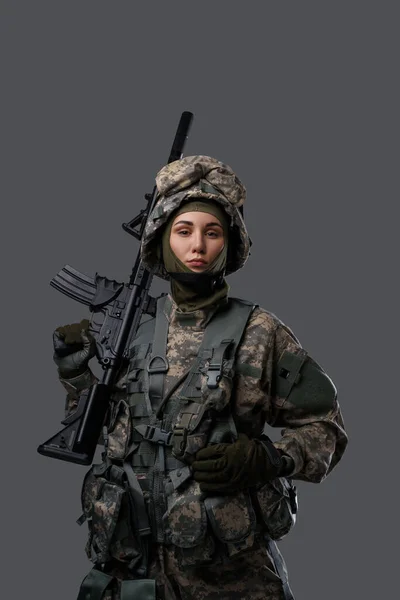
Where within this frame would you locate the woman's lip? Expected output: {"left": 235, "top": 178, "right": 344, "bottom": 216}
{"left": 188, "top": 260, "right": 207, "bottom": 265}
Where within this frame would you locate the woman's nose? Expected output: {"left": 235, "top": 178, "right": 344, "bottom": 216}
{"left": 191, "top": 231, "right": 205, "bottom": 253}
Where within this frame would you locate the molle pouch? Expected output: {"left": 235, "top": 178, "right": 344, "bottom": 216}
{"left": 253, "top": 477, "right": 297, "bottom": 541}
{"left": 163, "top": 479, "right": 215, "bottom": 566}
{"left": 172, "top": 401, "right": 214, "bottom": 464}
{"left": 80, "top": 466, "right": 142, "bottom": 566}
{"left": 106, "top": 399, "right": 132, "bottom": 460}
{"left": 171, "top": 365, "right": 235, "bottom": 464}
{"left": 204, "top": 490, "right": 257, "bottom": 558}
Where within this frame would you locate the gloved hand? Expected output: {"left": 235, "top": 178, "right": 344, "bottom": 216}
{"left": 53, "top": 319, "right": 96, "bottom": 379}
{"left": 192, "top": 433, "right": 283, "bottom": 494}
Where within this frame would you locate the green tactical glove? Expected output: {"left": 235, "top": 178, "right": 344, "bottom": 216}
{"left": 192, "top": 433, "right": 284, "bottom": 494}
{"left": 53, "top": 319, "right": 96, "bottom": 379}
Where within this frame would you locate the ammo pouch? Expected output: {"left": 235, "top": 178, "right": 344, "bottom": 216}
{"left": 253, "top": 476, "right": 298, "bottom": 541}
{"left": 163, "top": 479, "right": 216, "bottom": 566}
{"left": 204, "top": 490, "right": 257, "bottom": 557}
{"left": 163, "top": 478, "right": 257, "bottom": 565}
{"left": 80, "top": 463, "right": 144, "bottom": 569}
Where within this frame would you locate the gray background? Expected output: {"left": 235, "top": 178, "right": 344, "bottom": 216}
{"left": 1, "top": 2, "right": 398, "bottom": 599}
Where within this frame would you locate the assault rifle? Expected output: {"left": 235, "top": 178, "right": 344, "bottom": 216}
{"left": 37, "top": 111, "right": 194, "bottom": 466}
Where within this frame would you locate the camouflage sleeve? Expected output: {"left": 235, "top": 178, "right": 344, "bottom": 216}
{"left": 232, "top": 308, "right": 347, "bottom": 483}
{"left": 266, "top": 323, "right": 348, "bottom": 483}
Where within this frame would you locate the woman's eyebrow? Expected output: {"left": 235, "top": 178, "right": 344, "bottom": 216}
{"left": 173, "top": 220, "right": 222, "bottom": 228}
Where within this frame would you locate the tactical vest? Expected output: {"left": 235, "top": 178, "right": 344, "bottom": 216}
{"left": 78, "top": 295, "right": 297, "bottom": 599}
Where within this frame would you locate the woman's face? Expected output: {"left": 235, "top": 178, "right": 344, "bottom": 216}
{"left": 169, "top": 211, "right": 225, "bottom": 271}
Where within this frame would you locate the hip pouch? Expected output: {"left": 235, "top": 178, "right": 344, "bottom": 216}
{"left": 163, "top": 477, "right": 257, "bottom": 564}
{"left": 204, "top": 490, "right": 257, "bottom": 557}
{"left": 80, "top": 464, "right": 143, "bottom": 568}
{"left": 253, "top": 476, "right": 298, "bottom": 541}
{"left": 163, "top": 479, "right": 216, "bottom": 567}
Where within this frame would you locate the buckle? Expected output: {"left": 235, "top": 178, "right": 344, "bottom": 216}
{"left": 147, "top": 354, "right": 169, "bottom": 374}
{"left": 206, "top": 339, "right": 233, "bottom": 389}
{"left": 172, "top": 425, "right": 188, "bottom": 458}
{"left": 142, "top": 424, "right": 172, "bottom": 446}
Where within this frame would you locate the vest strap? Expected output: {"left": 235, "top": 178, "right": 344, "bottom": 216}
{"left": 123, "top": 445, "right": 152, "bottom": 539}
{"left": 131, "top": 453, "right": 155, "bottom": 468}
{"left": 127, "top": 381, "right": 146, "bottom": 394}
{"left": 147, "top": 296, "right": 169, "bottom": 410}
{"left": 129, "top": 403, "right": 149, "bottom": 417}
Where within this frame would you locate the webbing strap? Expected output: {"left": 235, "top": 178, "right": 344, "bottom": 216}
{"left": 127, "top": 381, "right": 146, "bottom": 394}
{"left": 147, "top": 295, "right": 169, "bottom": 410}
{"left": 120, "top": 579, "right": 156, "bottom": 600}
{"left": 203, "top": 298, "right": 255, "bottom": 357}
{"left": 123, "top": 446, "right": 152, "bottom": 577}
{"left": 131, "top": 453, "right": 155, "bottom": 468}
{"left": 178, "top": 298, "right": 256, "bottom": 401}
{"left": 265, "top": 536, "right": 295, "bottom": 600}
{"left": 123, "top": 446, "right": 151, "bottom": 538}
{"left": 76, "top": 568, "right": 114, "bottom": 600}
{"left": 129, "top": 403, "right": 148, "bottom": 417}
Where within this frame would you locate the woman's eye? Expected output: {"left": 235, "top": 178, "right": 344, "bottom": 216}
{"left": 206, "top": 231, "right": 219, "bottom": 238}
{"left": 177, "top": 230, "right": 189, "bottom": 236}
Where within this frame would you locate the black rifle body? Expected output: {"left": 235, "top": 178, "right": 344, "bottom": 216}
{"left": 37, "top": 112, "right": 194, "bottom": 465}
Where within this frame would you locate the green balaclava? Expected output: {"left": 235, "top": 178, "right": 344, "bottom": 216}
{"left": 161, "top": 200, "right": 230, "bottom": 312}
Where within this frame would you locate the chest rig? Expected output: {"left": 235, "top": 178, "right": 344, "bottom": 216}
{"left": 80, "top": 295, "right": 255, "bottom": 554}
{"left": 125, "top": 294, "right": 255, "bottom": 464}
{"left": 118, "top": 295, "right": 256, "bottom": 539}
{"left": 78, "top": 295, "right": 298, "bottom": 598}
{"left": 129, "top": 296, "right": 255, "bottom": 557}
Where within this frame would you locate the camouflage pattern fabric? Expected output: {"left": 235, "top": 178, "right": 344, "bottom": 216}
{"left": 60, "top": 155, "right": 347, "bottom": 598}
{"left": 141, "top": 156, "right": 251, "bottom": 279}
{"left": 101, "top": 540, "right": 285, "bottom": 600}
{"left": 155, "top": 155, "right": 246, "bottom": 206}
{"left": 98, "top": 300, "right": 347, "bottom": 483}
{"left": 64, "top": 297, "right": 347, "bottom": 599}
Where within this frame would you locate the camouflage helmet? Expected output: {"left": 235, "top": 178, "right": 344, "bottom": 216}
{"left": 141, "top": 155, "right": 251, "bottom": 280}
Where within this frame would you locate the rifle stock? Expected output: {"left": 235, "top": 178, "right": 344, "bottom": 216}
{"left": 38, "top": 111, "right": 194, "bottom": 465}
{"left": 37, "top": 383, "right": 109, "bottom": 465}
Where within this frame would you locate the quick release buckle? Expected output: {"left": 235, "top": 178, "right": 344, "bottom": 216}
{"left": 206, "top": 339, "right": 234, "bottom": 389}
{"left": 138, "top": 424, "right": 172, "bottom": 446}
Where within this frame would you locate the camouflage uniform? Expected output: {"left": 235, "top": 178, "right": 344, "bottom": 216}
{"left": 61, "top": 157, "right": 347, "bottom": 600}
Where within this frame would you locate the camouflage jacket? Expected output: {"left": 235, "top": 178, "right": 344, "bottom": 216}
{"left": 62, "top": 295, "right": 347, "bottom": 484}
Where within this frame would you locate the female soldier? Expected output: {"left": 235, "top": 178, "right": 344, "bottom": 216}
{"left": 53, "top": 156, "right": 347, "bottom": 600}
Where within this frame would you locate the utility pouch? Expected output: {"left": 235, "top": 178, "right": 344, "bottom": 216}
{"left": 106, "top": 399, "right": 132, "bottom": 461}
{"left": 253, "top": 476, "right": 297, "bottom": 541}
{"left": 163, "top": 479, "right": 215, "bottom": 566}
{"left": 81, "top": 465, "right": 142, "bottom": 567}
{"left": 204, "top": 490, "right": 257, "bottom": 557}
